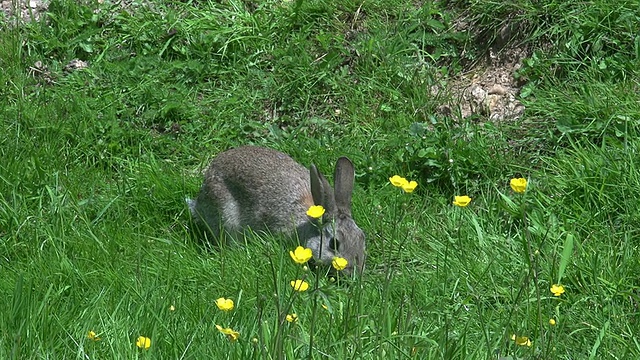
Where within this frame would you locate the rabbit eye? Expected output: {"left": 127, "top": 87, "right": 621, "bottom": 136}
{"left": 329, "top": 237, "right": 340, "bottom": 251}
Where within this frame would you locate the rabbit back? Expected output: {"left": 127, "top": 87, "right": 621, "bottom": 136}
{"left": 190, "top": 146, "right": 314, "bottom": 238}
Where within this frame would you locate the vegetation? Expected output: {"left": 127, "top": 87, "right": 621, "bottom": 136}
{"left": 1, "top": 0, "right": 638, "bottom": 358}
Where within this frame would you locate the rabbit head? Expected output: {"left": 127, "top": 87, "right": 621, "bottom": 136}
{"left": 303, "top": 157, "right": 366, "bottom": 275}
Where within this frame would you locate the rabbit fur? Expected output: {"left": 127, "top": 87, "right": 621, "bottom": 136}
{"left": 188, "top": 146, "right": 366, "bottom": 275}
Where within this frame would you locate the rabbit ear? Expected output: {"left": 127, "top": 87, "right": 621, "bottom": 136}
{"left": 310, "top": 164, "right": 336, "bottom": 211}
{"left": 333, "top": 157, "right": 355, "bottom": 215}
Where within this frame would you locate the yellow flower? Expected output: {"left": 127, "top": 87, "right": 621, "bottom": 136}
{"left": 389, "top": 175, "right": 408, "bottom": 187}
{"left": 289, "top": 246, "right": 313, "bottom": 264}
{"left": 215, "top": 325, "right": 240, "bottom": 342}
{"left": 510, "top": 178, "right": 528, "bottom": 193}
{"left": 511, "top": 334, "right": 532, "bottom": 347}
{"left": 169, "top": 305, "right": 175, "bottom": 311}
{"left": 286, "top": 313, "right": 298, "bottom": 323}
{"left": 402, "top": 180, "right": 418, "bottom": 193}
{"left": 550, "top": 284, "right": 565, "bottom": 296}
{"left": 452, "top": 195, "right": 472, "bottom": 207}
{"left": 306, "top": 205, "right": 325, "bottom": 219}
{"left": 215, "top": 297, "right": 234, "bottom": 311}
{"left": 549, "top": 318, "right": 556, "bottom": 326}
{"left": 136, "top": 336, "right": 151, "bottom": 350}
{"left": 87, "top": 330, "right": 100, "bottom": 341}
{"left": 290, "top": 279, "right": 309, "bottom": 292}
{"left": 332, "top": 257, "right": 348, "bottom": 271}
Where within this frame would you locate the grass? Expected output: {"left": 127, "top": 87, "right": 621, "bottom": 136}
{"left": 1, "top": 0, "right": 639, "bottom": 358}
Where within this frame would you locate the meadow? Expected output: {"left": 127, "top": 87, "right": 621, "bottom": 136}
{"left": 1, "top": 0, "right": 639, "bottom": 358}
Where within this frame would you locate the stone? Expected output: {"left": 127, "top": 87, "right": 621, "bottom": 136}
{"left": 488, "top": 84, "right": 508, "bottom": 95}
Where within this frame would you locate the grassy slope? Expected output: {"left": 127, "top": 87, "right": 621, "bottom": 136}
{"left": 1, "top": 0, "right": 639, "bottom": 358}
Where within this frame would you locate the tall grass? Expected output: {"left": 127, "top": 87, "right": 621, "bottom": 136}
{"left": 1, "top": 0, "right": 639, "bottom": 358}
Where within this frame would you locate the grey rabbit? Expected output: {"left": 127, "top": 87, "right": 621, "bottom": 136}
{"left": 187, "top": 146, "right": 366, "bottom": 275}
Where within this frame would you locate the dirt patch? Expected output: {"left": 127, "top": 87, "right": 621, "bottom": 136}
{"left": 1, "top": 0, "right": 49, "bottom": 22}
{"left": 434, "top": 44, "right": 529, "bottom": 122}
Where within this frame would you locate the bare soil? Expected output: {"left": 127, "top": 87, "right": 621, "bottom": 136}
{"left": 434, "top": 45, "right": 529, "bottom": 123}
{"left": 1, "top": 0, "right": 48, "bottom": 22}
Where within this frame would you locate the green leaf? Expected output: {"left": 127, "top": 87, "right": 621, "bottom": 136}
{"left": 427, "top": 19, "right": 445, "bottom": 31}
{"left": 588, "top": 320, "right": 609, "bottom": 360}
{"left": 470, "top": 216, "right": 484, "bottom": 247}
{"left": 557, "top": 232, "right": 574, "bottom": 283}
{"left": 497, "top": 191, "right": 520, "bottom": 217}
{"left": 409, "top": 122, "right": 426, "bottom": 136}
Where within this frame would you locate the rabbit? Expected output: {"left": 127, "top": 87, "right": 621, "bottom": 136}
{"left": 187, "top": 146, "right": 366, "bottom": 275}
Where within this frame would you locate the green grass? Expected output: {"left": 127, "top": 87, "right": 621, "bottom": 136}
{"left": 1, "top": 0, "right": 639, "bottom": 358}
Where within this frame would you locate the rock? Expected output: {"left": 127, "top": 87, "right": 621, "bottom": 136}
{"left": 488, "top": 84, "right": 508, "bottom": 95}
{"left": 64, "top": 59, "right": 89, "bottom": 72}
{"left": 486, "top": 94, "right": 501, "bottom": 111}
{"left": 470, "top": 84, "right": 487, "bottom": 104}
